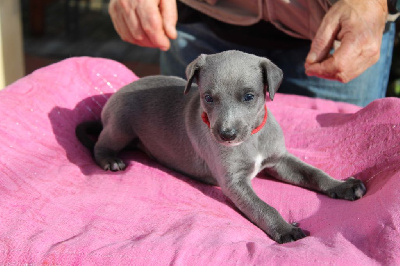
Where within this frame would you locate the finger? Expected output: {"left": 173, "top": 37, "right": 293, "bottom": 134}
{"left": 305, "top": 48, "right": 362, "bottom": 82}
{"left": 108, "top": 1, "right": 127, "bottom": 40}
{"left": 136, "top": 2, "right": 170, "bottom": 51}
{"left": 306, "top": 31, "right": 374, "bottom": 83}
{"left": 116, "top": 10, "right": 137, "bottom": 43}
{"left": 109, "top": 0, "right": 138, "bottom": 44}
{"left": 123, "top": 7, "right": 146, "bottom": 42}
{"left": 160, "top": 0, "right": 178, "bottom": 40}
{"left": 329, "top": 34, "right": 374, "bottom": 82}
{"left": 118, "top": 5, "right": 159, "bottom": 47}
{"left": 129, "top": 18, "right": 161, "bottom": 48}
{"left": 305, "top": 12, "right": 340, "bottom": 66}
{"left": 305, "top": 56, "right": 346, "bottom": 81}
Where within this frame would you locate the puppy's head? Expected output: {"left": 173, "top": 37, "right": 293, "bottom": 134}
{"left": 185, "top": 50, "right": 283, "bottom": 146}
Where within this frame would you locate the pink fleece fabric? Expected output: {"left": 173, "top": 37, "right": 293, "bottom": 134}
{"left": 1, "top": 57, "right": 399, "bottom": 265}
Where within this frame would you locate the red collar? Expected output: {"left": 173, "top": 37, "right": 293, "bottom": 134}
{"left": 201, "top": 104, "right": 268, "bottom": 135}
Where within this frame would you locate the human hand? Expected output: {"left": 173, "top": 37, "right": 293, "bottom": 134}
{"left": 304, "top": 0, "right": 388, "bottom": 83}
{"left": 108, "top": 0, "right": 178, "bottom": 51}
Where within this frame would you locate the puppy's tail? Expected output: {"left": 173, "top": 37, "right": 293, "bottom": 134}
{"left": 75, "top": 121, "right": 103, "bottom": 152}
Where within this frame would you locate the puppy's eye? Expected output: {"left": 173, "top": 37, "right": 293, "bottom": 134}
{"left": 204, "top": 94, "right": 214, "bottom": 103}
{"left": 244, "top": 93, "right": 254, "bottom": 102}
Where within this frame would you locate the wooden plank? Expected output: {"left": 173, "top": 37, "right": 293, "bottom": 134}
{"left": 0, "top": 0, "right": 25, "bottom": 89}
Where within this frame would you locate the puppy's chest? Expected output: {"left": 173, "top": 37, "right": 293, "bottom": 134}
{"left": 250, "top": 154, "right": 264, "bottom": 179}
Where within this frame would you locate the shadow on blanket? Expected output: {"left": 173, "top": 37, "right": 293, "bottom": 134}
{"left": 48, "top": 94, "right": 238, "bottom": 211}
{"left": 315, "top": 100, "right": 400, "bottom": 194}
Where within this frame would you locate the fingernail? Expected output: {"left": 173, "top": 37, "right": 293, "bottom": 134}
{"left": 166, "top": 25, "right": 177, "bottom": 40}
{"left": 160, "top": 45, "right": 169, "bottom": 51}
{"left": 306, "top": 52, "right": 317, "bottom": 63}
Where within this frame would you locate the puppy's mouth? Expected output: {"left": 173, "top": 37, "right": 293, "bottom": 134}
{"left": 219, "top": 140, "right": 244, "bottom": 147}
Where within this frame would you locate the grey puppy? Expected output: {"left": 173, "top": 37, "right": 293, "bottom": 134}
{"left": 76, "top": 50, "right": 366, "bottom": 244}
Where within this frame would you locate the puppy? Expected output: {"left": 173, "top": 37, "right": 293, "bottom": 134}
{"left": 76, "top": 50, "right": 366, "bottom": 243}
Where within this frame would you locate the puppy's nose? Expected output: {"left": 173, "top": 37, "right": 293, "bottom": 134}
{"left": 219, "top": 128, "right": 237, "bottom": 141}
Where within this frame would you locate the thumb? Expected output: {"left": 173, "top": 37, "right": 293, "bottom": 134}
{"left": 160, "top": 0, "right": 178, "bottom": 40}
{"left": 306, "top": 16, "right": 339, "bottom": 65}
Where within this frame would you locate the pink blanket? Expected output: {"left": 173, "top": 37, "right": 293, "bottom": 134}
{"left": 1, "top": 57, "right": 399, "bottom": 265}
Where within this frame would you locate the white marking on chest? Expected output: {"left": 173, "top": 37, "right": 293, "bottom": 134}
{"left": 250, "top": 154, "right": 263, "bottom": 180}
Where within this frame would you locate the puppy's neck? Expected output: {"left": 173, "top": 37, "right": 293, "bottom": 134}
{"left": 251, "top": 104, "right": 268, "bottom": 135}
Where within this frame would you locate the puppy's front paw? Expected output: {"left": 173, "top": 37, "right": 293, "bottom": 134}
{"left": 99, "top": 157, "right": 126, "bottom": 172}
{"left": 274, "top": 223, "right": 307, "bottom": 244}
{"left": 326, "top": 177, "right": 366, "bottom": 201}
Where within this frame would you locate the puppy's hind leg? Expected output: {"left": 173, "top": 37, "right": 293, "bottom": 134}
{"left": 94, "top": 126, "right": 134, "bottom": 171}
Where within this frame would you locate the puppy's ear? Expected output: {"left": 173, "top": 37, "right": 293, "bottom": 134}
{"left": 260, "top": 59, "right": 283, "bottom": 101}
{"left": 184, "top": 54, "right": 206, "bottom": 94}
